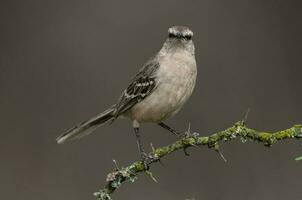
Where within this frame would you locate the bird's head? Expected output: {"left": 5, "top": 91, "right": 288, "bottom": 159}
{"left": 160, "top": 26, "right": 194, "bottom": 55}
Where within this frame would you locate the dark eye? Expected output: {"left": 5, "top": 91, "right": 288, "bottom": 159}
{"left": 168, "top": 33, "right": 176, "bottom": 38}
{"left": 185, "top": 35, "right": 192, "bottom": 40}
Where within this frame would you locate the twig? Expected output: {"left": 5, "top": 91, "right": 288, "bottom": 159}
{"left": 94, "top": 120, "right": 302, "bottom": 200}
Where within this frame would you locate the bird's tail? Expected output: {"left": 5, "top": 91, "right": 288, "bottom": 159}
{"left": 56, "top": 106, "right": 116, "bottom": 144}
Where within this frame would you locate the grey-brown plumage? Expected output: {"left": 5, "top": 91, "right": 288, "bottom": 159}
{"left": 56, "top": 26, "right": 197, "bottom": 164}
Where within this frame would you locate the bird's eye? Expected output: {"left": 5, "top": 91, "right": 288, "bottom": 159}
{"left": 185, "top": 35, "right": 192, "bottom": 40}
{"left": 168, "top": 33, "right": 176, "bottom": 38}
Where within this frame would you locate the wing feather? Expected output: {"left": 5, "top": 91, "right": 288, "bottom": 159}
{"left": 114, "top": 59, "right": 159, "bottom": 116}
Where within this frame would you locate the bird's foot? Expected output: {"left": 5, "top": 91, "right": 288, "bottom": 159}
{"left": 183, "top": 123, "right": 200, "bottom": 140}
{"left": 184, "top": 131, "right": 200, "bottom": 139}
{"left": 181, "top": 123, "right": 200, "bottom": 156}
{"left": 140, "top": 152, "right": 153, "bottom": 170}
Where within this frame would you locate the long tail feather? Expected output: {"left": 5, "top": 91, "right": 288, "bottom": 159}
{"left": 56, "top": 106, "right": 115, "bottom": 144}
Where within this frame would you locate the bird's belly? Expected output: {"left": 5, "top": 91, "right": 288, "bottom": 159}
{"left": 127, "top": 65, "right": 196, "bottom": 123}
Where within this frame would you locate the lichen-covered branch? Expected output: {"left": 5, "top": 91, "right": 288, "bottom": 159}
{"left": 94, "top": 121, "right": 302, "bottom": 200}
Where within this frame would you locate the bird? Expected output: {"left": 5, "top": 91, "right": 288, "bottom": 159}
{"left": 56, "top": 26, "right": 197, "bottom": 166}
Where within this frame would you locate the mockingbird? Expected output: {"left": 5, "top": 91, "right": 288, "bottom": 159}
{"left": 56, "top": 26, "right": 197, "bottom": 165}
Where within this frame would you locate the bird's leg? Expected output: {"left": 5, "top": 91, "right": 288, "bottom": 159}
{"left": 158, "top": 122, "right": 180, "bottom": 136}
{"left": 134, "top": 127, "right": 145, "bottom": 156}
{"left": 133, "top": 127, "right": 151, "bottom": 169}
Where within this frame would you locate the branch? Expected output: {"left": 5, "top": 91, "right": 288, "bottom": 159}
{"left": 94, "top": 121, "right": 302, "bottom": 200}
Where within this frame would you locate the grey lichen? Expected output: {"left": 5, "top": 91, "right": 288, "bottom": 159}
{"left": 95, "top": 120, "right": 302, "bottom": 200}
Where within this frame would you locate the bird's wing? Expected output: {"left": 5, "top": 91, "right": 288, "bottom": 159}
{"left": 114, "top": 58, "right": 160, "bottom": 117}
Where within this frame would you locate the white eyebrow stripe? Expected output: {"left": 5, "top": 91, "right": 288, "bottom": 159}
{"left": 168, "top": 30, "right": 193, "bottom": 37}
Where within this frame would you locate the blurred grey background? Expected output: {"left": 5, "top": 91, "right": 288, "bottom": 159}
{"left": 1, "top": 0, "right": 302, "bottom": 200}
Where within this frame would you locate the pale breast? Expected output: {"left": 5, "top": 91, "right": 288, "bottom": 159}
{"left": 126, "top": 50, "right": 197, "bottom": 123}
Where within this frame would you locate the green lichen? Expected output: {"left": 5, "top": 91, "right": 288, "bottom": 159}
{"left": 95, "top": 121, "right": 302, "bottom": 200}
